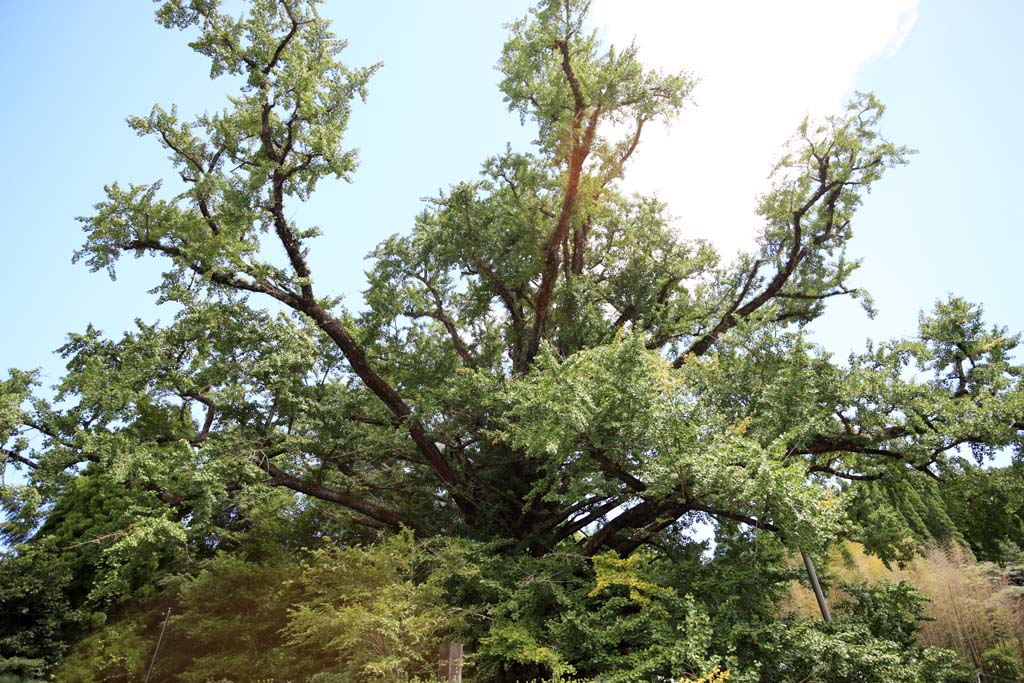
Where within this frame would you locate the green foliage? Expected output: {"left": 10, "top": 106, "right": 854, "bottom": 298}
{"left": 0, "top": 657, "right": 46, "bottom": 683}
{"left": 845, "top": 473, "right": 963, "bottom": 563}
{"left": 284, "top": 531, "right": 454, "bottom": 682}
{"left": 715, "top": 576, "right": 974, "bottom": 682}
{"left": 55, "top": 617, "right": 152, "bottom": 683}
{"left": 981, "top": 642, "right": 1023, "bottom": 682}
{"left": 942, "top": 462, "right": 1024, "bottom": 562}
{"left": 427, "top": 536, "right": 776, "bottom": 682}
{"left": 0, "top": 547, "right": 86, "bottom": 680}
{"left": 751, "top": 619, "right": 972, "bottom": 683}
{"left": 9, "top": 0, "right": 1020, "bottom": 567}
{"left": 56, "top": 532, "right": 455, "bottom": 683}
{"left": 499, "top": 0, "right": 692, "bottom": 159}
{"left": 846, "top": 460, "right": 1024, "bottom": 565}
{"left": 3, "top": 0, "right": 1023, "bottom": 681}
{"left": 34, "top": 474, "right": 187, "bottom": 608}
{"left": 49, "top": 528, "right": 980, "bottom": 683}
{"left": 835, "top": 580, "right": 928, "bottom": 649}
{"left": 162, "top": 554, "right": 306, "bottom": 683}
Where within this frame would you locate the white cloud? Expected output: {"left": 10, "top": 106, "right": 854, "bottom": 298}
{"left": 590, "top": 0, "right": 918, "bottom": 257}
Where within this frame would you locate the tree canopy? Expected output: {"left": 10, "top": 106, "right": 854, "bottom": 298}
{"left": 2, "top": 0, "right": 1023, "bottom": 680}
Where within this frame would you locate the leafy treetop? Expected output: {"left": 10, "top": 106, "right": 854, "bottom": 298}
{"left": 2, "top": 0, "right": 1022, "bottom": 575}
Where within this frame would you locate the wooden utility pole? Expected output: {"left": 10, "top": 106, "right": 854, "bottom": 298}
{"left": 800, "top": 548, "right": 832, "bottom": 623}
{"left": 446, "top": 642, "right": 463, "bottom": 683}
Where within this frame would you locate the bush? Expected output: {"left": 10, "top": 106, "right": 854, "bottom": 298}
{"left": 752, "top": 620, "right": 971, "bottom": 683}
{"left": 981, "top": 642, "right": 1023, "bottom": 682}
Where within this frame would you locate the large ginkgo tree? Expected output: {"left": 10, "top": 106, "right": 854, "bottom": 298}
{"left": 2, "top": 0, "right": 1022, "bottom": 651}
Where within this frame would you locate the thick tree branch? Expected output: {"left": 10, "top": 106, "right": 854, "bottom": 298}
{"left": 554, "top": 39, "right": 586, "bottom": 113}
{"left": 673, "top": 258, "right": 762, "bottom": 366}
{"left": 551, "top": 496, "right": 624, "bottom": 544}
{"left": 611, "top": 514, "right": 680, "bottom": 556}
{"left": 263, "top": 1, "right": 307, "bottom": 76}
{"left": 118, "top": 239, "right": 301, "bottom": 306}
{"left": 1, "top": 447, "right": 39, "bottom": 470}
{"left": 123, "top": 219, "right": 471, "bottom": 517}
{"left": 676, "top": 179, "right": 843, "bottom": 363}
{"left": 405, "top": 269, "right": 476, "bottom": 366}
{"left": 301, "top": 305, "right": 472, "bottom": 516}
{"left": 182, "top": 390, "right": 217, "bottom": 444}
{"left": 806, "top": 465, "right": 884, "bottom": 481}
{"left": 690, "top": 501, "right": 780, "bottom": 533}
{"left": 528, "top": 106, "right": 600, "bottom": 362}
{"left": 788, "top": 427, "right": 913, "bottom": 474}
{"left": 584, "top": 440, "right": 647, "bottom": 493}
{"left": 260, "top": 457, "right": 419, "bottom": 533}
{"left": 582, "top": 498, "right": 684, "bottom": 556}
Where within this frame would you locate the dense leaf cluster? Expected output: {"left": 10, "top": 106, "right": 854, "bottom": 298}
{"left": 1, "top": 0, "right": 1022, "bottom": 680}
{"left": 50, "top": 533, "right": 976, "bottom": 683}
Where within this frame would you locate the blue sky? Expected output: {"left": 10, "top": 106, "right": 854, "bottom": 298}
{"left": 1, "top": 1, "right": 1021, "bottom": 391}
{"left": 807, "top": 0, "right": 1023, "bottom": 356}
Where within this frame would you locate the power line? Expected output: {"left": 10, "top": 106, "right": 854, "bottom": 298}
{"left": 144, "top": 607, "right": 173, "bottom": 683}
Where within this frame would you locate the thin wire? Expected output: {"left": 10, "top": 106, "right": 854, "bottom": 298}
{"left": 144, "top": 607, "right": 173, "bottom": 683}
